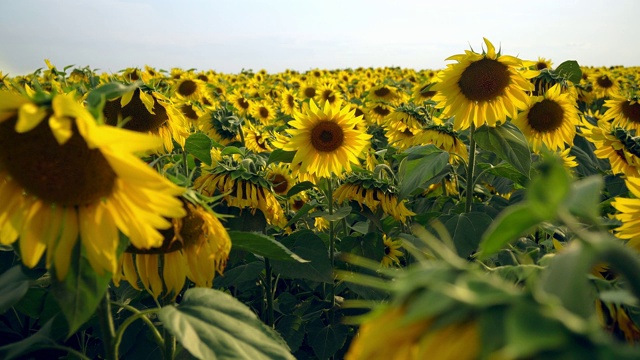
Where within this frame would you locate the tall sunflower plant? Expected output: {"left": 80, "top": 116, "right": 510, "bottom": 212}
{"left": 2, "top": 50, "right": 640, "bottom": 359}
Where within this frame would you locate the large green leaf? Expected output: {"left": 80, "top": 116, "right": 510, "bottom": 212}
{"left": 228, "top": 231, "right": 308, "bottom": 262}
{"left": 527, "top": 156, "right": 571, "bottom": 219}
{"left": 478, "top": 204, "right": 544, "bottom": 259}
{"left": 503, "top": 302, "right": 570, "bottom": 358}
{"left": 0, "top": 317, "right": 58, "bottom": 360}
{"left": 267, "top": 149, "right": 296, "bottom": 165}
{"left": 564, "top": 175, "right": 604, "bottom": 222}
{"left": 271, "top": 230, "right": 333, "bottom": 283}
{"left": 51, "top": 242, "right": 112, "bottom": 336}
{"left": 0, "top": 265, "right": 32, "bottom": 315}
{"left": 275, "top": 315, "right": 305, "bottom": 353}
{"left": 398, "top": 147, "right": 449, "bottom": 199}
{"left": 474, "top": 123, "right": 531, "bottom": 178}
{"left": 554, "top": 60, "right": 582, "bottom": 84}
{"left": 185, "top": 133, "right": 214, "bottom": 166}
{"left": 309, "top": 324, "right": 349, "bottom": 360}
{"left": 439, "top": 212, "right": 494, "bottom": 258}
{"left": 158, "top": 288, "right": 295, "bottom": 360}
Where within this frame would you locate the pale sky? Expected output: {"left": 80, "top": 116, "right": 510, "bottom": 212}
{"left": 0, "top": 0, "right": 637, "bottom": 76}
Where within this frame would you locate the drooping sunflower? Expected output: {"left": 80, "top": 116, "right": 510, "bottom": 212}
{"left": 282, "top": 100, "right": 371, "bottom": 180}
{"left": 582, "top": 120, "right": 640, "bottom": 177}
{"left": 102, "top": 86, "right": 190, "bottom": 152}
{"left": 194, "top": 156, "right": 287, "bottom": 229}
{"left": 432, "top": 38, "right": 532, "bottom": 131}
{"left": 0, "top": 91, "right": 186, "bottom": 279}
{"left": 381, "top": 234, "right": 403, "bottom": 267}
{"left": 603, "top": 95, "right": 640, "bottom": 132}
{"left": 512, "top": 84, "right": 580, "bottom": 151}
{"left": 333, "top": 172, "right": 414, "bottom": 224}
{"left": 114, "top": 197, "right": 231, "bottom": 299}
{"left": 197, "top": 104, "right": 242, "bottom": 146}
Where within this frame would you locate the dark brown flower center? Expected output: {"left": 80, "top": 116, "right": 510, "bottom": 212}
{"left": 322, "top": 90, "right": 336, "bottom": 104}
{"left": 311, "top": 121, "right": 345, "bottom": 152}
{"left": 0, "top": 115, "right": 117, "bottom": 206}
{"left": 373, "top": 105, "right": 391, "bottom": 116}
{"left": 259, "top": 107, "right": 269, "bottom": 119}
{"left": 621, "top": 101, "right": 640, "bottom": 123}
{"left": 526, "top": 99, "right": 565, "bottom": 133}
{"left": 374, "top": 87, "right": 391, "bottom": 97}
{"left": 304, "top": 87, "right": 316, "bottom": 98}
{"left": 292, "top": 199, "right": 304, "bottom": 211}
{"left": 181, "top": 104, "right": 198, "bottom": 120}
{"left": 458, "top": 58, "right": 510, "bottom": 102}
{"left": 237, "top": 97, "right": 250, "bottom": 110}
{"left": 286, "top": 94, "right": 295, "bottom": 109}
{"left": 178, "top": 80, "right": 198, "bottom": 96}
{"left": 103, "top": 89, "right": 169, "bottom": 133}
{"left": 271, "top": 174, "right": 289, "bottom": 194}
{"left": 597, "top": 75, "right": 613, "bottom": 89}
{"left": 535, "top": 62, "right": 548, "bottom": 70}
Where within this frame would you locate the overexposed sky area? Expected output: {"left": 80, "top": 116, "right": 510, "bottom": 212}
{"left": 0, "top": 0, "right": 637, "bottom": 76}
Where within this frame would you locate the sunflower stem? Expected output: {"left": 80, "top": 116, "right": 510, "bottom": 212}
{"left": 163, "top": 328, "right": 176, "bottom": 360}
{"left": 112, "top": 308, "right": 163, "bottom": 360}
{"left": 327, "top": 175, "right": 336, "bottom": 325}
{"left": 264, "top": 258, "right": 275, "bottom": 327}
{"left": 98, "top": 291, "right": 116, "bottom": 360}
{"left": 465, "top": 122, "right": 477, "bottom": 213}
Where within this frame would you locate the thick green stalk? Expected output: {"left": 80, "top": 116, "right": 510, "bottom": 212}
{"left": 98, "top": 291, "right": 116, "bottom": 360}
{"left": 465, "top": 122, "right": 477, "bottom": 213}
{"left": 264, "top": 258, "right": 275, "bottom": 327}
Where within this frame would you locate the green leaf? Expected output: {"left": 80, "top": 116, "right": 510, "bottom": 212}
{"left": 313, "top": 205, "right": 352, "bottom": 222}
{"left": 564, "top": 175, "right": 604, "bottom": 222}
{"left": 185, "top": 133, "right": 213, "bottom": 166}
{"left": 51, "top": 242, "right": 111, "bottom": 336}
{"left": 286, "top": 181, "right": 316, "bottom": 198}
{"left": 478, "top": 204, "right": 544, "bottom": 259}
{"left": 398, "top": 149, "right": 449, "bottom": 199}
{"left": 477, "top": 162, "right": 528, "bottom": 187}
{"left": 439, "top": 212, "right": 494, "bottom": 258}
{"left": 221, "top": 146, "right": 243, "bottom": 156}
{"left": 213, "top": 261, "right": 264, "bottom": 288}
{"left": 85, "top": 81, "right": 141, "bottom": 109}
{"left": 228, "top": 231, "right": 308, "bottom": 262}
{"left": 527, "top": 156, "right": 571, "bottom": 219}
{"left": 503, "top": 302, "right": 570, "bottom": 358}
{"left": 538, "top": 242, "right": 595, "bottom": 318}
{"left": 268, "top": 149, "right": 296, "bottom": 165}
{"left": 284, "top": 202, "right": 316, "bottom": 228}
{"left": 271, "top": 230, "right": 333, "bottom": 283}
{"left": 0, "top": 316, "right": 58, "bottom": 360}
{"left": 275, "top": 315, "right": 305, "bottom": 353}
{"left": 158, "top": 288, "right": 295, "bottom": 360}
{"left": 0, "top": 265, "right": 31, "bottom": 314}
{"left": 475, "top": 123, "right": 531, "bottom": 178}
{"left": 554, "top": 60, "right": 582, "bottom": 84}
{"left": 309, "top": 324, "right": 349, "bottom": 360}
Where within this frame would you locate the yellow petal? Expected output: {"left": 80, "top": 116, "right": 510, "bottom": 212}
{"left": 48, "top": 115, "right": 73, "bottom": 144}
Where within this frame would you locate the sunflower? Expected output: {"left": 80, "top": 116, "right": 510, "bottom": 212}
{"left": 368, "top": 83, "right": 399, "bottom": 104}
{"left": 228, "top": 89, "right": 253, "bottom": 117}
{"left": 0, "top": 91, "right": 186, "bottom": 279}
{"left": 590, "top": 71, "right": 620, "bottom": 98}
{"left": 279, "top": 87, "right": 298, "bottom": 116}
{"left": 194, "top": 170, "right": 287, "bottom": 229}
{"left": 432, "top": 38, "right": 532, "bottom": 131}
{"left": 172, "top": 78, "right": 206, "bottom": 102}
{"left": 603, "top": 95, "right": 640, "bottom": 132}
{"left": 250, "top": 100, "right": 277, "bottom": 125}
{"left": 266, "top": 163, "right": 294, "bottom": 196}
{"left": 533, "top": 57, "right": 553, "bottom": 70}
{"left": 315, "top": 81, "right": 342, "bottom": 105}
{"left": 197, "top": 104, "right": 242, "bottom": 146}
{"left": 282, "top": 100, "right": 371, "bottom": 180}
{"left": 611, "top": 176, "right": 640, "bottom": 251}
{"left": 512, "top": 84, "right": 580, "bottom": 151}
{"left": 114, "top": 198, "right": 231, "bottom": 299}
{"left": 366, "top": 102, "right": 394, "bottom": 125}
{"left": 412, "top": 82, "right": 437, "bottom": 103}
{"left": 417, "top": 121, "right": 469, "bottom": 164}
{"left": 381, "top": 234, "right": 403, "bottom": 267}
{"left": 243, "top": 122, "right": 273, "bottom": 153}
{"left": 582, "top": 121, "right": 640, "bottom": 177}
{"left": 102, "top": 86, "right": 190, "bottom": 152}
{"left": 345, "top": 306, "right": 479, "bottom": 360}
{"left": 299, "top": 82, "right": 317, "bottom": 100}
{"left": 333, "top": 173, "right": 414, "bottom": 223}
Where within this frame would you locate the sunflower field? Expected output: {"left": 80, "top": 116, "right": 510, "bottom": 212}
{"left": 1, "top": 38, "right": 640, "bottom": 359}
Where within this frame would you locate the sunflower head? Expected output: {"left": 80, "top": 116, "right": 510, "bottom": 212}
{"left": 432, "top": 38, "right": 532, "bottom": 130}
{"left": 282, "top": 100, "right": 371, "bottom": 180}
